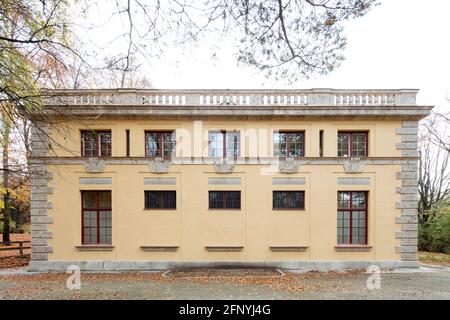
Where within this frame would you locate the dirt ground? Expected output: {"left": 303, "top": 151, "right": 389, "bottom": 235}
{"left": 0, "top": 267, "right": 449, "bottom": 300}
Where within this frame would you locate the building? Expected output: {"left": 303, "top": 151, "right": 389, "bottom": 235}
{"left": 28, "top": 89, "right": 432, "bottom": 271}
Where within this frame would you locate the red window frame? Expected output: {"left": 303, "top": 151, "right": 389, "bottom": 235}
{"left": 144, "top": 191, "right": 177, "bottom": 209}
{"left": 337, "top": 191, "right": 368, "bottom": 245}
{"left": 208, "top": 130, "right": 240, "bottom": 158}
{"left": 144, "top": 131, "right": 175, "bottom": 159}
{"left": 337, "top": 131, "right": 368, "bottom": 157}
{"left": 81, "top": 130, "right": 112, "bottom": 157}
{"left": 208, "top": 191, "right": 241, "bottom": 210}
{"left": 81, "top": 191, "right": 112, "bottom": 245}
{"left": 272, "top": 191, "right": 305, "bottom": 210}
{"left": 273, "top": 131, "right": 305, "bottom": 158}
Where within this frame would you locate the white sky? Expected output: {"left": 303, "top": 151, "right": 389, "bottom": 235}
{"left": 79, "top": 0, "right": 450, "bottom": 110}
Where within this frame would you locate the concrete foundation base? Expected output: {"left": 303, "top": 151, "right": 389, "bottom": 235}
{"left": 28, "top": 260, "right": 419, "bottom": 272}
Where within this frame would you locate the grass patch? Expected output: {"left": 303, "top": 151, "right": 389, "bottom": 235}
{"left": 419, "top": 251, "right": 450, "bottom": 266}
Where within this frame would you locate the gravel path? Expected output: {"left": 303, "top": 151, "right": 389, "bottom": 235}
{"left": 0, "top": 266, "right": 449, "bottom": 300}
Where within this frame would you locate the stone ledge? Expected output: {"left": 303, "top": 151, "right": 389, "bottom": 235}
{"left": 270, "top": 246, "right": 308, "bottom": 252}
{"left": 334, "top": 245, "right": 372, "bottom": 252}
{"left": 140, "top": 246, "right": 179, "bottom": 252}
{"left": 75, "top": 245, "right": 115, "bottom": 251}
{"left": 205, "top": 246, "right": 244, "bottom": 252}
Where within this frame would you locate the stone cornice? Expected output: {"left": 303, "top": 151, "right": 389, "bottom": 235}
{"left": 39, "top": 104, "right": 433, "bottom": 120}
{"left": 30, "top": 156, "right": 419, "bottom": 166}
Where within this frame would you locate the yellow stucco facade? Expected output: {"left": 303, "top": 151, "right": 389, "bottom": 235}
{"left": 28, "top": 89, "right": 432, "bottom": 271}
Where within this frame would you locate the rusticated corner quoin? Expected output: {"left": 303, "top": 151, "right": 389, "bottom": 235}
{"left": 395, "top": 120, "right": 419, "bottom": 263}
{"left": 30, "top": 123, "right": 54, "bottom": 262}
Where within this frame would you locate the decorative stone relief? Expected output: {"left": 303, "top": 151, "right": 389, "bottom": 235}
{"left": 83, "top": 158, "right": 106, "bottom": 173}
{"left": 278, "top": 158, "right": 300, "bottom": 174}
{"left": 148, "top": 158, "right": 171, "bottom": 173}
{"left": 213, "top": 162, "right": 235, "bottom": 174}
{"left": 340, "top": 158, "right": 366, "bottom": 173}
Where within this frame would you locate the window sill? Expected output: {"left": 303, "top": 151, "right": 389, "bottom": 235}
{"left": 205, "top": 246, "right": 244, "bottom": 252}
{"left": 75, "top": 245, "right": 114, "bottom": 251}
{"left": 334, "top": 245, "right": 372, "bottom": 252}
{"left": 143, "top": 208, "right": 177, "bottom": 211}
{"left": 140, "top": 246, "right": 179, "bottom": 252}
{"left": 270, "top": 246, "right": 308, "bottom": 252}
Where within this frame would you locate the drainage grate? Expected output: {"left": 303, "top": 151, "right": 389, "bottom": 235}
{"left": 163, "top": 268, "right": 283, "bottom": 279}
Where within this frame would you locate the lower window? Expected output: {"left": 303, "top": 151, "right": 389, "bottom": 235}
{"left": 337, "top": 191, "right": 368, "bottom": 245}
{"left": 145, "top": 191, "right": 176, "bottom": 209}
{"left": 273, "top": 191, "right": 305, "bottom": 210}
{"left": 209, "top": 191, "right": 241, "bottom": 209}
{"left": 82, "top": 191, "right": 112, "bottom": 245}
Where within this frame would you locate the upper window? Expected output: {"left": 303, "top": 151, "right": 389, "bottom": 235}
{"left": 209, "top": 191, "right": 241, "bottom": 209}
{"left": 208, "top": 131, "right": 240, "bottom": 158}
{"left": 81, "top": 131, "right": 111, "bottom": 157}
{"left": 144, "top": 191, "right": 176, "bottom": 209}
{"left": 82, "top": 191, "right": 112, "bottom": 245}
{"left": 337, "top": 191, "right": 368, "bottom": 245}
{"left": 273, "top": 131, "right": 305, "bottom": 157}
{"left": 337, "top": 132, "right": 368, "bottom": 157}
{"left": 145, "top": 131, "right": 176, "bottom": 158}
{"left": 273, "top": 191, "right": 305, "bottom": 210}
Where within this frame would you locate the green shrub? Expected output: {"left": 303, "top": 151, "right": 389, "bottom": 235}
{"left": 419, "top": 222, "right": 430, "bottom": 251}
{"left": 420, "top": 197, "right": 450, "bottom": 254}
{"left": 428, "top": 213, "right": 450, "bottom": 254}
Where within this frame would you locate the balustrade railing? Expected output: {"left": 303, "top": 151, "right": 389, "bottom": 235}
{"left": 42, "top": 89, "right": 418, "bottom": 106}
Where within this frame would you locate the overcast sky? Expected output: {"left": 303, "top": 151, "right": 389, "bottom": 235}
{"left": 81, "top": 0, "right": 450, "bottom": 110}
{"left": 150, "top": 0, "right": 450, "bottom": 110}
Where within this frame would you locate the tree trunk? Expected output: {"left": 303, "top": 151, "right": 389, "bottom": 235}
{"left": 2, "top": 114, "right": 11, "bottom": 244}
